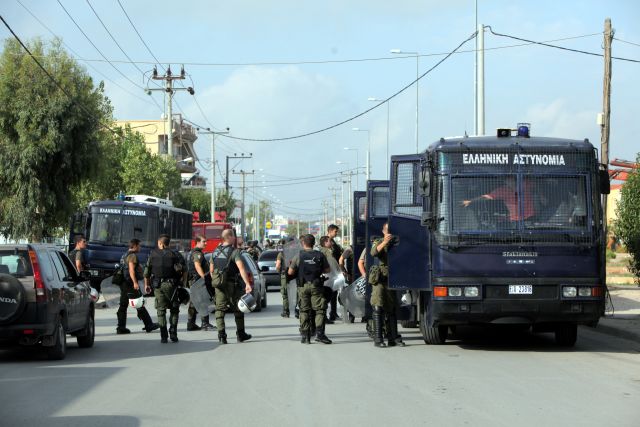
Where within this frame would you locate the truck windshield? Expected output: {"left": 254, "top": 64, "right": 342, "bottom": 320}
{"left": 436, "top": 174, "right": 592, "bottom": 245}
{"left": 90, "top": 210, "right": 156, "bottom": 247}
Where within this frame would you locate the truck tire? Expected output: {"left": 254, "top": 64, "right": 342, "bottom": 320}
{"left": 46, "top": 316, "right": 67, "bottom": 360}
{"left": 554, "top": 323, "right": 577, "bottom": 347}
{"left": 0, "top": 273, "right": 26, "bottom": 324}
{"left": 420, "top": 305, "right": 448, "bottom": 344}
{"left": 76, "top": 310, "right": 95, "bottom": 348}
{"left": 401, "top": 320, "right": 418, "bottom": 329}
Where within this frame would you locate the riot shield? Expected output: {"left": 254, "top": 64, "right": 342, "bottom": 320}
{"left": 283, "top": 239, "right": 302, "bottom": 315}
{"left": 189, "top": 277, "right": 215, "bottom": 314}
{"left": 338, "top": 276, "right": 367, "bottom": 317}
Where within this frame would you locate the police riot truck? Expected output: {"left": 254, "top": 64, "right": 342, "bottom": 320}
{"left": 383, "top": 124, "right": 609, "bottom": 346}
{"left": 69, "top": 195, "right": 192, "bottom": 289}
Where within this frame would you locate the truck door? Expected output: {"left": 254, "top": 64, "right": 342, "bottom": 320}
{"left": 365, "top": 180, "right": 390, "bottom": 272}
{"left": 351, "top": 191, "right": 366, "bottom": 279}
{"left": 388, "top": 155, "right": 430, "bottom": 290}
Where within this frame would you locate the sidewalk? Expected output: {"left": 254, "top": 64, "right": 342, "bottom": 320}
{"left": 595, "top": 285, "right": 640, "bottom": 342}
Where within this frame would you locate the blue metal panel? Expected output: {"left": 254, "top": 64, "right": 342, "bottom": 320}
{"left": 351, "top": 191, "right": 366, "bottom": 280}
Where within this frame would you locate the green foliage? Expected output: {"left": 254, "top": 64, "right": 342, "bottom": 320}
{"left": 0, "top": 38, "right": 112, "bottom": 241}
{"left": 606, "top": 249, "right": 617, "bottom": 260}
{"left": 614, "top": 152, "right": 640, "bottom": 284}
{"left": 215, "top": 190, "right": 237, "bottom": 220}
{"left": 174, "top": 187, "right": 211, "bottom": 221}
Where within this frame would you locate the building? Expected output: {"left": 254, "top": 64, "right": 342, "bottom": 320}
{"left": 114, "top": 114, "right": 206, "bottom": 188}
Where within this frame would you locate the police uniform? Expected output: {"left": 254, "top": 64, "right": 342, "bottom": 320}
{"left": 212, "top": 245, "right": 252, "bottom": 344}
{"left": 186, "top": 248, "right": 215, "bottom": 331}
{"left": 247, "top": 246, "right": 260, "bottom": 261}
{"left": 290, "top": 248, "right": 331, "bottom": 344}
{"left": 328, "top": 238, "right": 343, "bottom": 321}
{"left": 276, "top": 251, "right": 289, "bottom": 317}
{"left": 116, "top": 251, "right": 158, "bottom": 334}
{"left": 370, "top": 238, "right": 403, "bottom": 347}
{"left": 144, "top": 247, "right": 184, "bottom": 343}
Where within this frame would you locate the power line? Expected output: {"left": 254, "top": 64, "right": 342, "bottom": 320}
{"left": 0, "top": 14, "right": 118, "bottom": 137}
{"left": 218, "top": 30, "right": 479, "bottom": 142}
{"left": 486, "top": 26, "right": 640, "bottom": 63}
{"left": 14, "top": 0, "right": 160, "bottom": 109}
{"left": 614, "top": 37, "right": 640, "bottom": 48}
{"left": 115, "top": 0, "right": 165, "bottom": 72}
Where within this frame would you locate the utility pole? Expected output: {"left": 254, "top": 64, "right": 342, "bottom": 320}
{"left": 600, "top": 18, "right": 613, "bottom": 289}
{"left": 148, "top": 65, "right": 194, "bottom": 158}
{"left": 232, "top": 169, "right": 254, "bottom": 243}
{"left": 475, "top": 24, "right": 485, "bottom": 136}
{"left": 340, "top": 178, "right": 345, "bottom": 242}
{"left": 197, "top": 127, "right": 229, "bottom": 222}
{"left": 225, "top": 153, "right": 252, "bottom": 192}
{"left": 329, "top": 187, "right": 338, "bottom": 225}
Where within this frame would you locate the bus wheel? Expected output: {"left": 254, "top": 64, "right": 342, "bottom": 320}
{"left": 420, "top": 307, "right": 447, "bottom": 345}
{"left": 554, "top": 323, "right": 577, "bottom": 347}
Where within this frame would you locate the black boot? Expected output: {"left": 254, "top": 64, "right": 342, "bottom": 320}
{"left": 201, "top": 315, "right": 215, "bottom": 331}
{"left": 137, "top": 307, "right": 159, "bottom": 332}
{"left": 218, "top": 331, "right": 228, "bottom": 344}
{"left": 373, "top": 306, "right": 386, "bottom": 348}
{"left": 315, "top": 325, "right": 332, "bottom": 344}
{"left": 169, "top": 326, "right": 179, "bottom": 342}
{"left": 116, "top": 312, "right": 130, "bottom": 334}
{"left": 186, "top": 313, "right": 201, "bottom": 331}
{"left": 237, "top": 330, "right": 252, "bottom": 342}
{"left": 300, "top": 331, "right": 309, "bottom": 344}
{"left": 160, "top": 326, "right": 168, "bottom": 343}
{"left": 387, "top": 313, "right": 405, "bottom": 347}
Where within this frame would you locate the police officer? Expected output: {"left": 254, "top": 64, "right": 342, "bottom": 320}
{"left": 288, "top": 234, "right": 332, "bottom": 344}
{"left": 246, "top": 241, "right": 259, "bottom": 261}
{"left": 143, "top": 234, "right": 185, "bottom": 343}
{"left": 275, "top": 240, "right": 289, "bottom": 317}
{"left": 116, "top": 239, "right": 159, "bottom": 334}
{"left": 370, "top": 222, "right": 404, "bottom": 348}
{"left": 212, "top": 229, "right": 253, "bottom": 344}
{"left": 186, "top": 235, "right": 215, "bottom": 331}
{"left": 327, "top": 224, "right": 342, "bottom": 321}
{"left": 70, "top": 234, "right": 89, "bottom": 273}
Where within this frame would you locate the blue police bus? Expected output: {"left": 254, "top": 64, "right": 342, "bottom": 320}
{"left": 374, "top": 125, "right": 609, "bottom": 346}
{"left": 69, "top": 195, "right": 192, "bottom": 289}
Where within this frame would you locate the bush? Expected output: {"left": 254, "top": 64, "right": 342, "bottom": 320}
{"left": 614, "top": 153, "right": 640, "bottom": 284}
{"left": 606, "top": 249, "right": 617, "bottom": 260}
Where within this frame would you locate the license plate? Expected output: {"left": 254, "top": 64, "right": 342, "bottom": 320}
{"left": 508, "top": 285, "right": 533, "bottom": 295}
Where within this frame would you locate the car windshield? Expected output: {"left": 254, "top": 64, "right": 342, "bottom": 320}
{"left": 259, "top": 251, "right": 278, "bottom": 262}
{"left": 0, "top": 250, "right": 33, "bottom": 277}
{"left": 90, "top": 209, "right": 156, "bottom": 247}
{"left": 436, "top": 174, "right": 593, "bottom": 245}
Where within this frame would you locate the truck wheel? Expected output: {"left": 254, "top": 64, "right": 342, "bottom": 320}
{"left": 420, "top": 304, "right": 448, "bottom": 344}
{"left": 401, "top": 320, "right": 418, "bottom": 329}
{"left": 46, "top": 316, "right": 67, "bottom": 360}
{"left": 554, "top": 323, "right": 577, "bottom": 347}
{"left": 76, "top": 311, "right": 95, "bottom": 348}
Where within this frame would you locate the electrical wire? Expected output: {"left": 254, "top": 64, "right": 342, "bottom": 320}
{"left": 116, "top": 0, "right": 166, "bottom": 72}
{"left": 486, "top": 26, "right": 640, "bottom": 63}
{"left": 0, "top": 14, "right": 119, "bottom": 137}
{"left": 217, "top": 30, "right": 479, "bottom": 142}
{"left": 613, "top": 37, "right": 640, "bottom": 48}
{"left": 14, "top": 0, "right": 159, "bottom": 108}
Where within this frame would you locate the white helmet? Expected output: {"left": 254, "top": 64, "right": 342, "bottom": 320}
{"left": 89, "top": 288, "right": 99, "bottom": 302}
{"left": 237, "top": 293, "right": 257, "bottom": 313}
{"left": 401, "top": 291, "right": 413, "bottom": 306}
{"left": 129, "top": 295, "right": 145, "bottom": 309}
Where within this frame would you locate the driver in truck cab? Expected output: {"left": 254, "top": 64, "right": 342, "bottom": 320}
{"left": 461, "top": 176, "right": 536, "bottom": 221}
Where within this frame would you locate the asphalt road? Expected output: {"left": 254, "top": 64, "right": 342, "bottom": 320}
{"left": 1, "top": 291, "right": 639, "bottom": 427}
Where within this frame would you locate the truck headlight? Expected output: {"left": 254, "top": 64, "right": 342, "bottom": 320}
{"left": 562, "top": 286, "right": 577, "bottom": 298}
{"left": 578, "top": 287, "right": 592, "bottom": 297}
{"left": 464, "top": 286, "right": 479, "bottom": 297}
{"left": 449, "top": 287, "right": 462, "bottom": 297}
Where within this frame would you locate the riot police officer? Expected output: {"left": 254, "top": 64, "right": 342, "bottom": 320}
{"left": 144, "top": 234, "right": 185, "bottom": 343}
{"left": 327, "top": 224, "right": 342, "bottom": 321}
{"left": 116, "top": 239, "right": 159, "bottom": 334}
{"left": 275, "top": 241, "right": 289, "bottom": 317}
{"left": 370, "top": 222, "right": 405, "bottom": 348}
{"left": 288, "top": 234, "right": 332, "bottom": 344}
{"left": 186, "top": 235, "right": 215, "bottom": 331}
{"left": 212, "top": 229, "right": 253, "bottom": 344}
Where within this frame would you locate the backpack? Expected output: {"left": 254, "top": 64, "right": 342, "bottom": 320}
{"left": 298, "top": 250, "right": 324, "bottom": 286}
{"left": 111, "top": 252, "right": 129, "bottom": 287}
{"left": 210, "top": 246, "right": 234, "bottom": 289}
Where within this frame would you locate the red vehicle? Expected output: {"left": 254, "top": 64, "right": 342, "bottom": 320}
{"left": 191, "top": 222, "right": 233, "bottom": 253}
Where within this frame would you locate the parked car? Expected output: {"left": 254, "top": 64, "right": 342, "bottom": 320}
{"left": 258, "top": 250, "right": 281, "bottom": 290}
{"left": 0, "top": 244, "right": 95, "bottom": 360}
{"left": 206, "top": 249, "right": 267, "bottom": 311}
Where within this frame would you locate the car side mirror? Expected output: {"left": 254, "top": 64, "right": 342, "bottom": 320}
{"left": 78, "top": 270, "right": 92, "bottom": 281}
{"left": 599, "top": 169, "right": 610, "bottom": 195}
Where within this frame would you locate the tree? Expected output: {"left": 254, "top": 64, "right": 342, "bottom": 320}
{"left": 0, "top": 38, "right": 112, "bottom": 241}
{"left": 614, "top": 153, "right": 640, "bottom": 284}
{"left": 215, "top": 190, "right": 237, "bottom": 221}
{"left": 174, "top": 187, "right": 211, "bottom": 221}
{"left": 246, "top": 200, "right": 274, "bottom": 240}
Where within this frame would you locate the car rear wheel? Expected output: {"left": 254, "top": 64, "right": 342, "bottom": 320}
{"left": 261, "top": 289, "right": 267, "bottom": 308}
{"left": 77, "top": 311, "right": 95, "bottom": 348}
{"left": 46, "top": 316, "right": 67, "bottom": 360}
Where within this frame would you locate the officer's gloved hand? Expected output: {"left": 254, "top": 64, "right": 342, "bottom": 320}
{"left": 320, "top": 274, "right": 329, "bottom": 282}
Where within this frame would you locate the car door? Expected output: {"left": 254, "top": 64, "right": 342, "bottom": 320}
{"left": 58, "top": 250, "right": 90, "bottom": 328}
{"left": 49, "top": 250, "right": 81, "bottom": 331}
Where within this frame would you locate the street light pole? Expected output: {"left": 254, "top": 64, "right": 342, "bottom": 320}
{"left": 352, "top": 128, "right": 370, "bottom": 181}
{"left": 343, "top": 147, "right": 359, "bottom": 189}
{"left": 368, "top": 97, "right": 390, "bottom": 178}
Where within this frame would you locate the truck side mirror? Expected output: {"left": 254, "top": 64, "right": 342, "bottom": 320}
{"left": 599, "top": 169, "right": 610, "bottom": 195}
{"left": 418, "top": 171, "right": 430, "bottom": 196}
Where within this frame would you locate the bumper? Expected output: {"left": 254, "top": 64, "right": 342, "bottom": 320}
{"left": 263, "top": 273, "right": 282, "bottom": 287}
{"left": 0, "top": 322, "right": 55, "bottom": 346}
{"left": 430, "top": 298, "right": 604, "bottom": 326}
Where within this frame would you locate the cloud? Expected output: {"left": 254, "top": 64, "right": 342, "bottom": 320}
{"left": 525, "top": 99, "right": 599, "bottom": 140}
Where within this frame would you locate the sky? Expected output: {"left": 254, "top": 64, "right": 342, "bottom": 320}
{"left": 2, "top": 0, "right": 639, "bottom": 222}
